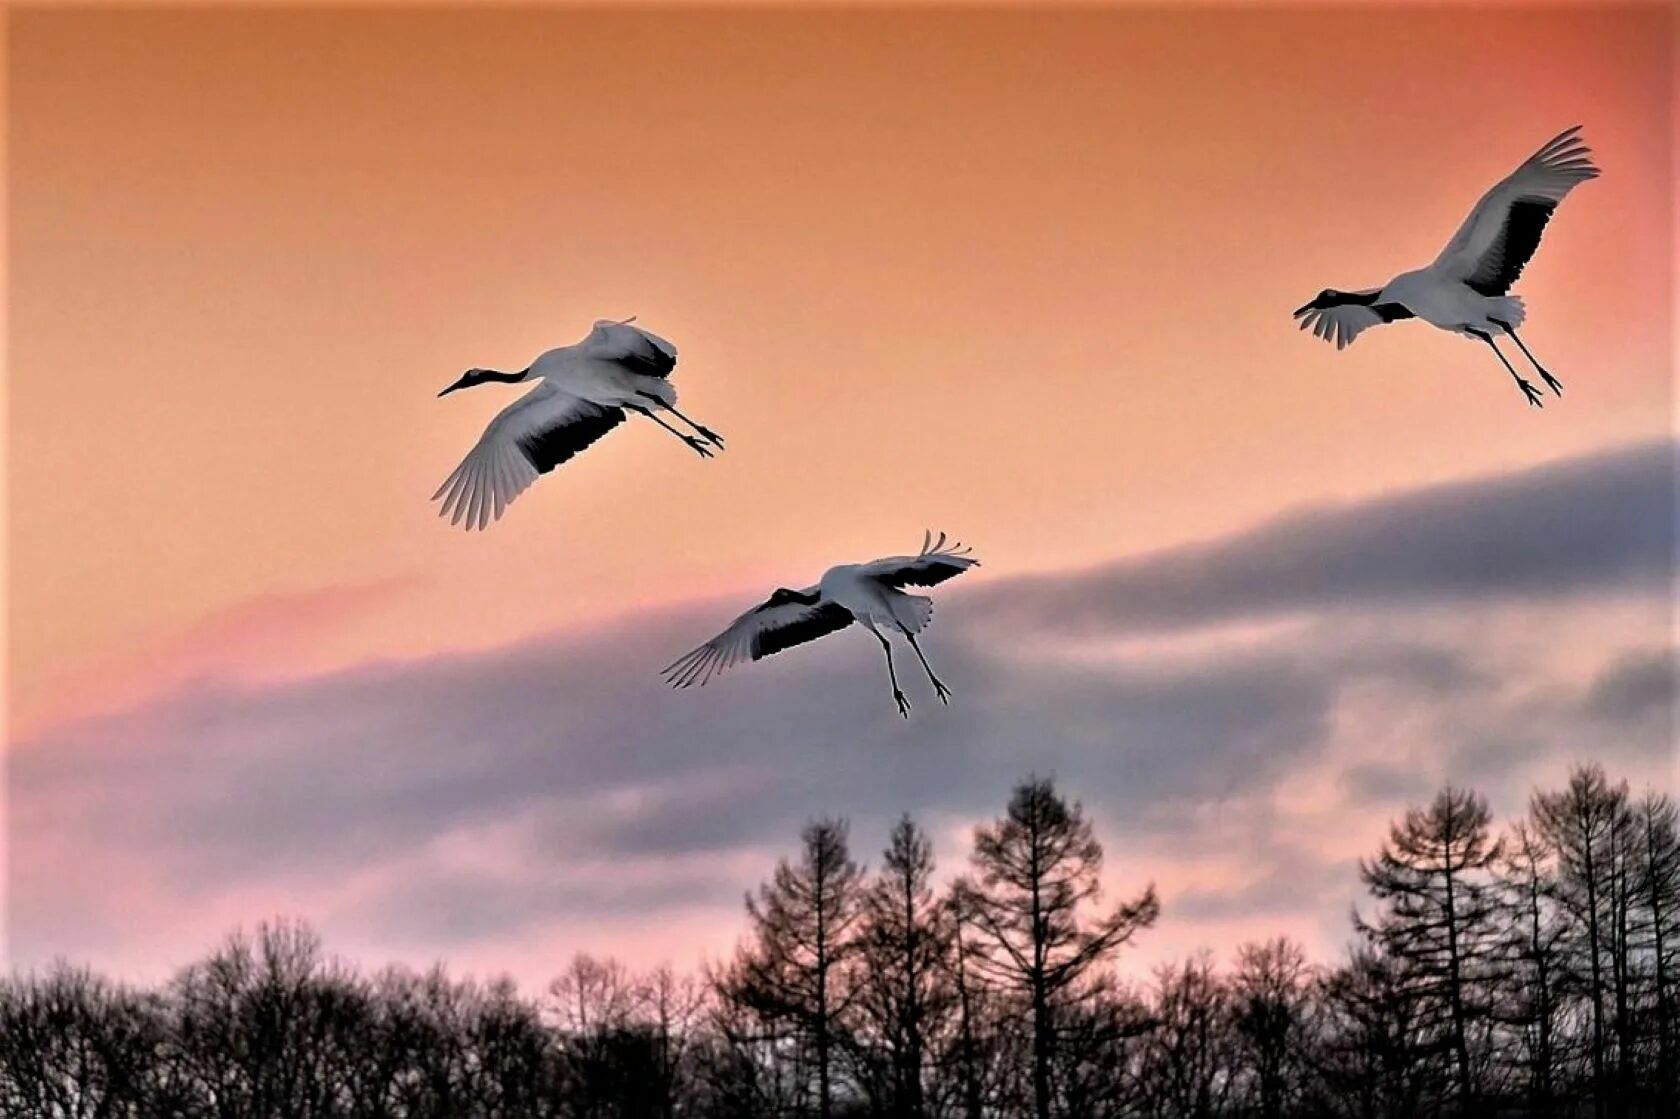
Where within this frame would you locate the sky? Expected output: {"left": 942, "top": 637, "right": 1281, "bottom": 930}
{"left": 4, "top": 2, "right": 1676, "bottom": 988}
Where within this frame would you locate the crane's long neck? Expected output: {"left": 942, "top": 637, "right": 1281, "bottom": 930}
{"left": 477, "top": 366, "right": 531, "bottom": 384}
{"left": 1328, "top": 288, "right": 1383, "bottom": 307}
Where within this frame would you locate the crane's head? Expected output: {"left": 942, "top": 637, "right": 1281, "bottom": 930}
{"left": 1294, "top": 289, "right": 1338, "bottom": 317}
{"left": 437, "top": 367, "right": 529, "bottom": 397}
{"left": 1294, "top": 288, "right": 1373, "bottom": 317}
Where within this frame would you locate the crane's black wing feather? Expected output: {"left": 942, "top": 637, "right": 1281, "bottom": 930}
{"left": 865, "top": 557, "right": 977, "bottom": 588}
{"left": 858, "top": 532, "right": 981, "bottom": 588}
{"left": 611, "top": 344, "right": 677, "bottom": 378}
{"left": 751, "top": 602, "right": 856, "bottom": 658}
{"left": 663, "top": 591, "right": 853, "bottom": 688}
{"left": 434, "top": 387, "right": 625, "bottom": 531}
{"left": 516, "top": 403, "right": 626, "bottom": 473}
{"left": 1432, "top": 126, "right": 1598, "bottom": 290}
{"left": 1463, "top": 199, "right": 1556, "bottom": 297}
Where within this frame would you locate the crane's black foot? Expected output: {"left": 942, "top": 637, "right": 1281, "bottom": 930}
{"left": 1539, "top": 369, "right": 1564, "bottom": 397}
{"left": 697, "top": 425, "right": 725, "bottom": 448}
{"left": 930, "top": 678, "right": 952, "bottom": 705}
{"left": 1516, "top": 379, "right": 1545, "bottom": 408}
{"left": 684, "top": 436, "right": 716, "bottom": 458}
{"left": 893, "top": 689, "right": 912, "bottom": 718}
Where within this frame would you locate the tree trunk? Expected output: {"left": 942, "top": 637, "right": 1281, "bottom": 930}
{"left": 1029, "top": 818, "right": 1052, "bottom": 1119}
{"left": 1031, "top": 980, "right": 1051, "bottom": 1119}
{"left": 1647, "top": 808, "right": 1675, "bottom": 1114}
{"left": 1611, "top": 835, "right": 1632, "bottom": 1119}
{"left": 1442, "top": 855, "right": 1474, "bottom": 1110}
{"left": 953, "top": 936, "right": 983, "bottom": 1119}
{"left": 1524, "top": 868, "right": 1554, "bottom": 1116}
{"left": 902, "top": 870, "right": 923, "bottom": 1119}
{"left": 1584, "top": 830, "right": 1607, "bottom": 1119}
{"left": 816, "top": 875, "right": 831, "bottom": 1119}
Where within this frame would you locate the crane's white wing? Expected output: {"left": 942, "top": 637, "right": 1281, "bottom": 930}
{"left": 663, "top": 588, "right": 854, "bottom": 688}
{"left": 1432, "top": 126, "right": 1599, "bottom": 295}
{"left": 581, "top": 320, "right": 678, "bottom": 377}
{"left": 433, "top": 384, "right": 626, "bottom": 531}
{"left": 857, "top": 531, "right": 981, "bottom": 588}
{"left": 1295, "top": 299, "right": 1414, "bottom": 350}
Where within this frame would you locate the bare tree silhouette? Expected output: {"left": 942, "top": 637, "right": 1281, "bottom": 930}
{"left": 851, "top": 814, "right": 955, "bottom": 1119}
{"left": 1230, "top": 938, "right": 1316, "bottom": 1119}
{"left": 1638, "top": 792, "right": 1680, "bottom": 1114}
{"left": 1355, "top": 785, "right": 1506, "bottom": 1111}
{"left": 722, "top": 817, "right": 865, "bottom": 1119}
{"left": 957, "top": 776, "right": 1159, "bottom": 1119}
{"left": 1534, "top": 764, "right": 1635, "bottom": 1116}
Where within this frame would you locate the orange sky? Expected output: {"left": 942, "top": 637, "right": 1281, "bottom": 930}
{"left": 9, "top": 2, "right": 1672, "bottom": 730}
{"left": 4, "top": 3, "right": 1675, "bottom": 982}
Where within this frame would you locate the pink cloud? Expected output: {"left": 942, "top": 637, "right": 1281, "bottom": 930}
{"left": 11, "top": 577, "right": 416, "bottom": 740}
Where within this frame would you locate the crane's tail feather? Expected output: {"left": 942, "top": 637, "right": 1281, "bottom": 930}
{"left": 1491, "top": 296, "right": 1526, "bottom": 331}
{"left": 892, "top": 594, "right": 935, "bottom": 635}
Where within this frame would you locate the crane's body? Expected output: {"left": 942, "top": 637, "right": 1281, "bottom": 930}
{"left": 819, "top": 564, "right": 935, "bottom": 638}
{"left": 1376, "top": 270, "right": 1526, "bottom": 339}
{"left": 664, "top": 533, "right": 980, "bottom": 717}
{"left": 522, "top": 341, "right": 679, "bottom": 411}
{"left": 1295, "top": 126, "right": 1599, "bottom": 407}
{"left": 432, "top": 319, "right": 720, "bottom": 530}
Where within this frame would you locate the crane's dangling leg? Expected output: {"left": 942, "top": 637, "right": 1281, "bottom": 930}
{"left": 1490, "top": 319, "right": 1563, "bottom": 397}
{"left": 631, "top": 405, "right": 714, "bottom": 458}
{"left": 671, "top": 407, "right": 725, "bottom": 448}
{"left": 873, "top": 631, "right": 911, "bottom": 718}
{"left": 904, "top": 632, "right": 952, "bottom": 704}
{"left": 1468, "top": 329, "right": 1543, "bottom": 408}
{"left": 639, "top": 392, "right": 724, "bottom": 448}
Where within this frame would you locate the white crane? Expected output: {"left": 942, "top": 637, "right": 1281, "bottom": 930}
{"left": 432, "top": 318, "right": 723, "bottom": 530}
{"left": 663, "top": 532, "right": 981, "bottom": 717}
{"left": 1294, "top": 125, "right": 1599, "bottom": 407}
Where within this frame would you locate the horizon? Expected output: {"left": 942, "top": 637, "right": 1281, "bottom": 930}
{"left": 4, "top": 752, "right": 1671, "bottom": 990}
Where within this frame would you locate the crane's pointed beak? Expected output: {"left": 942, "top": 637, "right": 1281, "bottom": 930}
{"left": 438, "top": 375, "right": 469, "bottom": 397}
{"left": 1292, "top": 300, "right": 1314, "bottom": 318}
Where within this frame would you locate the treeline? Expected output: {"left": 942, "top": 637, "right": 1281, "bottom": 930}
{"left": 2, "top": 762, "right": 1676, "bottom": 1118}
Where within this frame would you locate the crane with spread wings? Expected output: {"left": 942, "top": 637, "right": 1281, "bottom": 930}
{"left": 664, "top": 532, "right": 981, "bottom": 717}
{"left": 1294, "top": 126, "right": 1599, "bottom": 407}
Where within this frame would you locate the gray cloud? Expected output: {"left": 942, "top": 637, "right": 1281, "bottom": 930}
{"left": 1585, "top": 647, "right": 1677, "bottom": 728}
{"left": 354, "top": 864, "right": 739, "bottom": 946}
{"left": 972, "top": 438, "right": 1676, "bottom": 638}
{"left": 13, "top": 629, "right": 1338, "bottom": 890}
{"left": 1170, "top": 849, "right": 1355, "bottom": 922}
{"left": 1442, "top": 645, "right": 1678, "bottom": 798}
{"left": 1343, "top": 762, "right": 1440, "bottom": 807}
